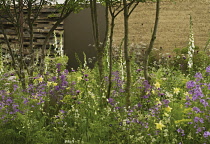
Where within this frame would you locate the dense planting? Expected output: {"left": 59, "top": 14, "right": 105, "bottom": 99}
{"left": 0, "top": 1, "right": 209, "bottom": 144}
{"left": 0, "top": 54, "right": 210, "bottom": 143}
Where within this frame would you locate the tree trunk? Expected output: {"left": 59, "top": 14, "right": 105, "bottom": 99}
{"left": 143, "top": 0, "right": 160, "bottom": 82}
{"left": 106, "top": 16, "right": 115, "bottom": 99}
{"left": 19, "top": 0, "right": 26, "bottom": 89}
{"left": 123, "top": 0, "right": 131, "bottom": 108}
{"left": 90, "top": 0, "right": 104, "bottom": 82}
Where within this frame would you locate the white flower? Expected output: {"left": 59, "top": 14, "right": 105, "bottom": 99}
{"left": 188, "top": 15, "right": 195, "bottom": 69}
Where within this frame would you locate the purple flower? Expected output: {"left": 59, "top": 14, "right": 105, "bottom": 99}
{"left": 56, "top": 63, "right": 61, "bottom": 68}
{"left": 206, "top": 66, "right": 210, "bottom": 73}
{"left": 108, "top": 98, "right": 115, "bottom": 106}
{"left": 194, "top": 117, "right": 204, "bottom": 123}
{"left": 136, "top": 69, "right": 142, "bottom": 72}
{"left": 126, "top": 120, "right": 131, "bottom": 124}
{"left": 56, "top": 63, "right": 61, "bottom": 73}
{"left": 200, "top": 99, "right": 209, "bottom": 107}
{"left": 177, "top": 128, "right": 182, "bottom": 133}
{"left": 59, "top": 110, "right": 66, "bottom": 113}
{"left": 192, "top": 87, "right": 204, "bottom": 100}
{"left": 162, "top": 99, "right": 170, "bottom": 106}
{"left": 76, "top": 90, "right": 80, "bottom": 94}
{"left": 6, "top": 98, "right": 13, "bottom": 104}
{"left": 196, "top": 127, "right": 204, "bottom": 133}
{"left": 64, "top": 69, "right": 69, "bottom": 74}
{"left": 177, "top": 128, "right": 185, "bottom": 136}
{"left": 185, "top": 102, "right": 191, "bottom": 107}
{"left": 137, "top": 103, "right": 142, "bottom": 107}
{"left": 186, "top": 81, "right": 196, "bottom": 89}
{"left": 203, "top": 131, "right": 210, "bottom": 138}
{"left": 194, "top": 72, "right": 203, "bottom": 81}
{"left": 60, "top": 74, "right": 66, "bottom": 81}
{"left": 207, "top": 84, "right": 210, "bottom": 90}
{"left": 192, "top": 107, "right": 201, "bottom": 113}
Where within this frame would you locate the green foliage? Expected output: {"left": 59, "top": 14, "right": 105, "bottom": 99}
{"left": 45, "top": 55, "right": 68, "bottom": 73}
{"left": 147, "top": 46, "right": 210, "bottom": 75}
{"left": 1, "top": 51, "right": 210, "bottom": 143}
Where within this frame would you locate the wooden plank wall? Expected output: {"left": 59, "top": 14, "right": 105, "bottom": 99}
{"left": 0, "top": 6, "right": 64, "bottom": 55}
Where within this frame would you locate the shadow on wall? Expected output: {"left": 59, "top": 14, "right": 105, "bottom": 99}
{"left": 64, "top": 4, "right": 106, "bottom": 71}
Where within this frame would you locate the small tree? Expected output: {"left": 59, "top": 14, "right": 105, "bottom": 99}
{"left": 0, "top": 0, "right": 84, "bottom": 88}
{"left": 89, "top": 0, "right": 108, "bottom": 83}
{"left": 122, "top": 0, "right": 140, "bottom": 107}
{"left": 143, "top": 0, "right": 160, "bottom": 82}
{"left": 89, "top": 0, "right": 110, "bottom": 106}
{"left": 106, "top": 0, "right": 125, "bottom": 99}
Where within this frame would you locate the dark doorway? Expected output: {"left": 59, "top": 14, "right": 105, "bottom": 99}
{"left": 64, "top": 4, "right": 106, "bottom": 70}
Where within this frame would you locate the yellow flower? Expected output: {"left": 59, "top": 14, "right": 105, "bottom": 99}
{"left": 164, "top": 112, "right": 169, "bottom": 117}
{"left": 77, "top": 77, "right": 82, "bottom": 81}
{"left": 47, "top": 82, "right": 52, "bottom": 87}
{"left": 154, "top": 82, "right": 161, "bottom": 89}
{"left": 156, "top": 98, "right": 162, "bottom": 105}
{"left": 155, "top": 121, "right": 165, "bottom": 130}
{"left": 164, "top": 106, "right": 172, "bottom": 113}
{"left": 37, "top": 76, "right": 43, "bottom": 83}
{"left": 184, "top": 92, "right": 189, "bottom": 95}
{"left": 173, "top": 87, "right": 180, "bottom": 94}
{"left": 175, "top": 119, "right": 191, "bottom": 124}
{"left": 53, "top": 83, "right": 58, "bottom": 86}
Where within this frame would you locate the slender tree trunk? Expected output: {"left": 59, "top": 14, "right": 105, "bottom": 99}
{"left": 123, "top": 0, "right": 131, "bottom": 108}
{"left": 90, "top": 0, "right": 106, "bottom": 106}
{"left": 143, "top": 0, "right": 160, "bottom": 82}
{"left": 27, "top": 1, "right": 35, "bottom": 84}
{"left": 102, "top": 3, "right": 109, "bottom": 48}
{"left": 18, "top": 0, "right": 26, "bottom": 89}
{"left": 106, "top": 16, "right": 115, "bottom": 99}
{"left": 0, "top": 24, "right": 21, "bottom": 78}
{"left": 90, "top": 0, "right": 104, "bottom": 82}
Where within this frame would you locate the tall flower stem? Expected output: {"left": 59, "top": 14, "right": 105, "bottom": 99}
{"left": 188, "top": 15, "right": 195, "bottom": 72}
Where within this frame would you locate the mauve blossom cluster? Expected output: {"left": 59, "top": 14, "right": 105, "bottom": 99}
{"left": 185, "top": 70, "right": 210, "bottom": 139}
{"left": 0, "top": 73, "right": 21, "bottom": 123}
{"left": 0, "top": 64, "right": 80, "bottom": 123}
{"left": 0, "top": 89, "right": 22, "bottom": 123}
{"left": 105, "top": 71, "right": 125, "bottom": 99}
{"left": 107, "top": 79, "right": 170, "bottom": 137}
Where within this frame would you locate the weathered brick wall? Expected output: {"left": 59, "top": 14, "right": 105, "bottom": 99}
{"left": 113, "top": 0, "right": 210, "bottom": 55}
